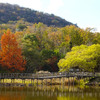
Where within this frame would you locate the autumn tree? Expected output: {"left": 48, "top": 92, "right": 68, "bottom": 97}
{"left": 41, "top": 49, "right": 59, "bottom": 72}
{"left": 0, "top": 29, "right": 26, "bottom": 72}
{"left": 58, "top": 44, "right": 100, "bottom": 72}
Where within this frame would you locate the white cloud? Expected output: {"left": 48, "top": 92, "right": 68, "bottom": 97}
{"left": 81, "top": 25, "right": 100, "bottom": 32}
{"left": 0, "top": 0, "right": 43, "bottom": 11}
{"left": 19, "top": 0, "right": 42, "bottom": 11}
{"left": 95, "top": 26, "right": 100, "bottom": 32}
{"left": 0, "top": 0, "right": 64, "bottom": 13}
{"left": 45, "top": 0, "right": 64, "bottom": 14}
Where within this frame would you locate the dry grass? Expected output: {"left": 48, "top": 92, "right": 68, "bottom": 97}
{"left": 0, "top": 77, "right": 79, "bottom": 86}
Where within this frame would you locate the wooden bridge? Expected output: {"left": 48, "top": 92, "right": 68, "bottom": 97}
{"left": 0, "top": 72, "right": 100, "bottom": 79}
{"left": 0, "top": 72, "right": 100, "bottom": 86}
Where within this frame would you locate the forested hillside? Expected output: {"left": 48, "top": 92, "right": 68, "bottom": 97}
{"left": 0, "top": 22, "right": 100, "bottom": 73}
{"left": 0, "top": 3, "right": 74, "bottom": 27}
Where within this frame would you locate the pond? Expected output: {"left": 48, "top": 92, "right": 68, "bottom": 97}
{"left": 0, "top": 86, "right": 99, "bottom": 100}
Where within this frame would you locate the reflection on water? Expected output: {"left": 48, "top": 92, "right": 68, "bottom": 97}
{"left": 0, "top": 86, "right": 100, "bottom": 100}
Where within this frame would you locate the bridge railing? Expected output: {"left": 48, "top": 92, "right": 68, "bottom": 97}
{"left": 0, "top": 72, "right": 100, "bottom": 79}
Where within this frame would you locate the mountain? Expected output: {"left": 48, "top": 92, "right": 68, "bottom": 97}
{"left": 0, "top": 3, "right": 75, "bottom": 27}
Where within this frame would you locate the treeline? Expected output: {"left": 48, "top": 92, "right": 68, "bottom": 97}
{"left": 0, "top": 3, "right": 74, "bottom": 27}
{"left": 0, "top": 22, "right": 100, "bottom": 73}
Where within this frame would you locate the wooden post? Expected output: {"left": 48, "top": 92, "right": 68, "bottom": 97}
{"left": 13, "top": 79, "right": 15, "bottom": 86}
{"left": 42, "top": 79, "right": 43, "bottom": 86}
{"left": 73, "top": 77, "right": 74, "bottom": 86}
{"left": 84, "top": 77, "right": 85, "bottom": 82}
{"left": 63, "top": 77, "right": 64, "bottom": 85}
{"left": 70, "top": 77, "right": 72, "bottom": 85}
{"left": 46, "top": 79, "right": 47, "bottom": 85}
{"left": 62, "top": 77, "right": 64, "bottom": 92}
{"left": 22, "top": 79, "right": 23, "bottom": 84}
{"left": 51, "top": 78, "right": 52, "bottom": 85}
{"left": 68, "top": 72, "right": 70, "bottom": 86}
{"left": 37, "top": 79, "right": 38, "bottom": 86}
{"left": 31, "top": 79, "right": 32, "bottom": 85}
{"left": 11, "top": 79, "right": 13, "bottom": 86}
{"left": 79, "top": 77, "right": 80, "bottom": 86}
{"left": 68, "top": 77, "right": 69, "bottom": 86}
{"left": 59, "top": 78, "right": 61, "bottom": 89}
{"left": 68, "top": 77, "right": 70, "bottom": 92}
{"left": 33, "top": 79, "right": 34, "bottom": 86}
{"left": 41, "top": 79, "right": 43, "bottom": 89}
{"left": 24, "top": 79, "right": 25, "bottom": 84}
{"left": 59, "top": 78, "right": 61, "bottom": 85}
{"left": 2, "top": 74, "right": 4, "bottom": 84}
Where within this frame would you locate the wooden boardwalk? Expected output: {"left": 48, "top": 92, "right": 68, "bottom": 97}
{"left": 0, "top": 72, "right": 100, "bottom": 79}
{"left": 0, "top": 72, "right": 100, "bottom": 86}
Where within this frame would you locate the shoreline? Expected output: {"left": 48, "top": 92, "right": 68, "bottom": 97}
{"left": 0, "top": 77, "right": 100, "bottom": 87}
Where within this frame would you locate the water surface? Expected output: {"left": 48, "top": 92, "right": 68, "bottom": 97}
{"left": 0, "top": 86, "right": 99, "bottom": 100}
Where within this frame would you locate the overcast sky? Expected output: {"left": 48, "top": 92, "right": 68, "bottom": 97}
{"left": 0, "top": 0, "right": 100, "bottom": 32}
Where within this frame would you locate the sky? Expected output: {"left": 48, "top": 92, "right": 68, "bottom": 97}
{"left": 0, "top": 0, "right": 100, "bottom": 32}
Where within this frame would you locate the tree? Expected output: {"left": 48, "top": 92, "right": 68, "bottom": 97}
{"left": 16, "top": 24, "right": 27, "bottom": 31}
{"left": 0, "top": 29, "right": 26, "bottom": 72}
{"left": 58, "top": 44, "right": 100, "bottom": 72}
{"left": 67, "top": 25, "right": 83, "bottom": 46}
{"left": 41, "top": 49, "right": 59, "bottom": 72}
{"left": 92, "top": 32, "right": 100, "bottom": 44}
{"left": 22, "top": 34, "right": 43, "bottom": 72}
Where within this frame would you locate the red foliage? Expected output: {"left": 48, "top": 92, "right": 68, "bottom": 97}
{"left": 46, "top": 56, "right": 58, "bottom": 72}
{"left": 0, "top": 29, "right": 26, "bottom": 72}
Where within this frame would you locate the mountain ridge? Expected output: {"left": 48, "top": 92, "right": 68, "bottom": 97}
{"left": 0, "top": 3, "right": 76, "bottom": 27}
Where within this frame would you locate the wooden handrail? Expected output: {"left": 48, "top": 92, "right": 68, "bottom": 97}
{"left": 0, "top": 72, "right": 99, "bottom": 79}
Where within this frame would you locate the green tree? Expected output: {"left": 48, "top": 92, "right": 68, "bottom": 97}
{"left": 82, "top": 27, "right": 94, "bottom": 45}
{"left": 92, "top": 32, "right": 100, "bottom": 44}
{"left": 22, "top": 34, "right": 43, "bottom": 72}
{"left": 16, "top": 24, "right": 27, "bottom": 31}
{"left": 68, "top": 25, "right": 83, "bottom": 46}
{"left": 41, "top": 49, "right": 59, "bottom": 72}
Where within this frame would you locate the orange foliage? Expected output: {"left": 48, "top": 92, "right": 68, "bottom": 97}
{"left": 65, "top": 35, "right": 70, "bottom": 41}
{"left": 48, "top": 32, "right": 62, "bottom": 46}
{"left": 46, "top": 56, "right": 57, "bottom": 64}
{"left": 0, "top": 29, "right": 26, "bottom": 72}
{"left": 46, "top": 56, "right": 58, "bottom": 71}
